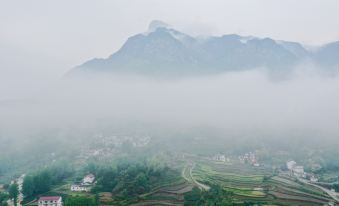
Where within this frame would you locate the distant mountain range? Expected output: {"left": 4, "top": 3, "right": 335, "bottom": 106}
{"left": 70, "top": 20, "right": 339, "bottom": 76}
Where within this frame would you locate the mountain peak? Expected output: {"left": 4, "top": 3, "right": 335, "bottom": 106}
{"left": 148, "top": 20, "right": 171, "bottom": 32}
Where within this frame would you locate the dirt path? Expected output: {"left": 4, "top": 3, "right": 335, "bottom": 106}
{"left": 182, "top": 163, "right": 210, "bottom": 191}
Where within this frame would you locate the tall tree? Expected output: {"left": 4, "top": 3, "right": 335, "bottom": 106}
{"left": 34, "top": 170, "right": 52, "bottom": 194}
{"left": 9, "top": 183, "right": 19, "bottom": 206}
{"left": 22, "top": 175, "right": 35, "bottom": 197}
{"left": 65, "top": 195, "right": 96, "bottom": 206}
{"left": 0, "top": 191, "right": 8, "bottom": 204}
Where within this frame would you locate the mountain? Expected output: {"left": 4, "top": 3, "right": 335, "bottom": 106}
{"left": 70, "top": 21, "right": 338, "bottom": 76}
{"left": 314, "top": 41, "right": 339, "bottom": 68}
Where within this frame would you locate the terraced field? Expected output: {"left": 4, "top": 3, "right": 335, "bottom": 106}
{"left": 190, "top": 159, "right": 335, "bottom": 205}
{"left": 129, "top": 173, "right": 193, "bottom": 206}
{"left": 95, "top": 155, "right": 337, "bottom": 205}
{"left": 131, "top": 185, "right": 191, "bottom": 205}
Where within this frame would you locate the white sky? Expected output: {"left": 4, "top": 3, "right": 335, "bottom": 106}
{"left": 1, "top": 0, "right": 339, "bottom": 100}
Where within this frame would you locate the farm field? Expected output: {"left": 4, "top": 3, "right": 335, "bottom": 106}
{"left": 19, "top": 155, "right": 338, "bottom": 206}
{"left": 187, "top": 156, "right": 335, "bottom": 206}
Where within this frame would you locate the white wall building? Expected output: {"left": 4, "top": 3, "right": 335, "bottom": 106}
{"left": 38, "top": 196, "right": 62, "bottom": 206}
{"left": 82, "top": 174, "right": 95, "bottom": 184}
{"left": 70, "top": 184, "right": 91, "bottom": 192}
{"left": 293, "top": 166, "right": 305, "bottom": 177}
{"left": 286, "top": 160, "right": 297, "bottom": 170}
{"left": 310, "top": 176, "right": 318, "bottom": 182}
{"left": 213, "top": 154, "right": 226, "bottom": 162}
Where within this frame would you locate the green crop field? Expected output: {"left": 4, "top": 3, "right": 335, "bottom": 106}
{"left": 183, "top": 156, "right": 335, "bottom": 206}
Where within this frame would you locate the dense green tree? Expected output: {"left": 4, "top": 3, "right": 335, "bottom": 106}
{"left": 184, "top": 187, "right": 201, "bottom": 204}
{"left": 9, "top": 183, "right": 19, "bottom": 206}
{"left": 95, "top": 193, "right": 99, "bottom": 206}
{"left": 49, "top": 161, "right": 73, "bottom": 184}
{"left": 0, "top": 191, "right": 8, "bottom": 205}
{"left": 92, "top": 160, "right": 177, "bottom": 203}
{"left": 33, "top": 170, "right": 52, "bottom": 194}
{"left": 65, "top": 195, "right": 97, "bottom": 206}
{"left": 135, "top": 172, "right": 148, "bottom": 192}
{"left": 333, "top": 183, "right": 339, "bottom": 192}
{"left": 22, "top": 175, "right": 34, "bottom": 197}
{"left": 184, "top": 185, "right": 235, "bottom": 206}
{"left": 22, "top": 163, "right": 73, "bottom": 198}
{"left": 95, "top": 168, "right": 117, "bottom": 192}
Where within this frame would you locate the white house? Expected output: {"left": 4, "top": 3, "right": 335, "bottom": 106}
{"left": 310, "top": 176, "right": 318, "bottom": 182}
{"left": 70, "top": 174, "right": 95, "bottom": 192}
{"left": 213, "top": 154, "right": 226, "bottom": 162}
{"left": 38, "top": 196, "right": 62, "bottom": 206}
{"left": 82, "top": 174, "right": 95, "bottom": 184}
{"left": 293, "top": 166, "right": 305, "bottom": 177}
{"left": 286, "top": 160, "right": 297, "bottom": 170}
{"left": 70, "top": 184, "right": 91, "bottom": 192}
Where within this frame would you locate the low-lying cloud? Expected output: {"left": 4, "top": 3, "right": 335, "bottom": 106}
{"left": 1, "top": 68, "right": 339, "bottom": 140}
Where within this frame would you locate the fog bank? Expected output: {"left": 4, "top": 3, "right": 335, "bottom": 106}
{"left": 1, "top": 70, "right": 339, "bottom": 139}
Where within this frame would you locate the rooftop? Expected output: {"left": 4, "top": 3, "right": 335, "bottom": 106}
{"left": 39, "top": 196, "right": 61, "bottom": 201}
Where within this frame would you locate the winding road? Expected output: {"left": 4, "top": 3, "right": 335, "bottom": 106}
{"left": 297, "top": 177, "right": 339, "bottom": 203}
{"left": 182, "top": 163, "right": 210, "bottom": 191}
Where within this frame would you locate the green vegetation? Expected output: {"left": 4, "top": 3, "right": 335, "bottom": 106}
{"left": 22, "top": 162, "right": 73, "bottom": 198}
{"left": 92, "top": 159, "right": 180, "bottom": 205}
{"left": 2, "top": 141, "right": 339, "bottom": 206}
{"left": 333, "top": 183, "right": 339, "bottom": 192}
{"left": 65, "top": 195, "right": 98, "bottom": 206}
{"left": 9, "top": 183, "right": 18, "bottom": 206}
{"left": 0, "top": 191, "right": 9, "bottom": 206}
{"left": 184, "top": 185, "right": 235, "bottom": 205}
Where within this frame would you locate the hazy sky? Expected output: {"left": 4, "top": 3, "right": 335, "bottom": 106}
{"left": 1, "top": 0, "right": 339, "bottom": 100}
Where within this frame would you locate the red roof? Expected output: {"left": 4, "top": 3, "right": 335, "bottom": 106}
{"left": 39, "top": 196, "right": 61, "bottom": 201}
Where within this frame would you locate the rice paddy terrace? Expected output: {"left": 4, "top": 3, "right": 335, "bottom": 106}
{"left": 52, "top": 154, "right": 336, "bottom": 206}
{"left": 115, "top": 154, "right": 337, "bottom": 205}
{"left": 187, "top": 156, "right": 335, "bottom": 206}
{"left": 128, "top": 176, "right": 193, "bottom": 206}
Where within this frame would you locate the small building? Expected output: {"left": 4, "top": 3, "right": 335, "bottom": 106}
{"left": 286, "top": 160, "right": 297, "bottom": 170}
{"left": 293, "top": 166, "right": 305, "bottom": 177}
{"left": 310, "top": 176, "right": 318, "bottom": 182}
{"left": 213, "top": 154, "right": 226, "bottom": 162}
{"left": 82, "top": 174, "right": 95, "bottom": 184}
{"left": 70, "top": 184, "right": 91, "bottom": 192}
{"left": 38, "top": 196, "right": 62, "bottom": 206}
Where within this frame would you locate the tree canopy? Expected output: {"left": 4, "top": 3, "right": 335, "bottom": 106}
{"left": 9, "top": 183, "right": 19, "bottom": 206}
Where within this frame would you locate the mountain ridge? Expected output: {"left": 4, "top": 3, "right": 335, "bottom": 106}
{"left": 70, "top": 21, "right": 339, "bottom": 77}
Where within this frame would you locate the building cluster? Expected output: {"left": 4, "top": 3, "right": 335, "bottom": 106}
{"left": 94, "top": 134, "right": 151, "bottom": 148}
{"left": 27, "top": 174, "right": 95, "bottom": 206}
{"left": 212, "top": 154, "right": 230, "bottom": 162}
{"left": 75, "top": 134, "right": 152, "bottom": 162}
{"left": 287, "top": 160, "right": 305, "bottom": 177}
{"left": 286, "top": 160, "right": 318, "bottom": 182}
{"left": 239, "top": 152, "right": 260, "bottom": 167}
{"left": 70, "top": 174, "right": 95, "bottom": 192}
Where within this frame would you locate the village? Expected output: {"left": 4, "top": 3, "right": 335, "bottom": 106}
{"left": 211, "top": 151, "right": 260, "bottom": 167}
{"left": 74, "top": 134, "right": 151, "bottom": 162}
{"left": 2, "top": 173, "right": 96, "bottom": 206}
{"left": 1, "top": 151, "right": 339, "bottom": 206}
